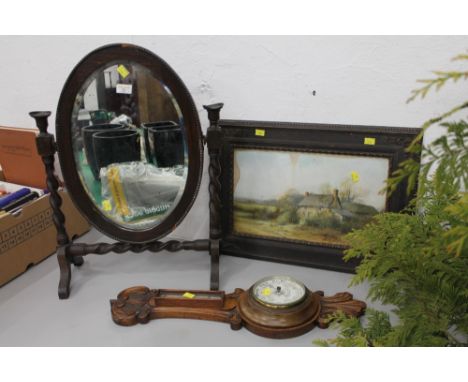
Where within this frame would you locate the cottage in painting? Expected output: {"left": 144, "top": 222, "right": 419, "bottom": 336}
{"left": 297, "top": 189, "right": 378, "bottom": 224}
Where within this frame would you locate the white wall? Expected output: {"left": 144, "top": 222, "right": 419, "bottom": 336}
{"left": 0, "top": 36, "right": 466, "bottom": 239}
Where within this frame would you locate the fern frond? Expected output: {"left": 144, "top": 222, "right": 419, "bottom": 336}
{"left": 407, "top": 71, "right": 468, "bottom": 103}
{"left": 324, "top": 51, "right": 468, "bottom": 347}
{"left": 452, "top": 53, "right": 468, "bottom": 61}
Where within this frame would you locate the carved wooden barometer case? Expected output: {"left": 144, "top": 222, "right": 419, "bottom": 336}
{"left": 111, "top": 276, "right": 366, "bottom": 339}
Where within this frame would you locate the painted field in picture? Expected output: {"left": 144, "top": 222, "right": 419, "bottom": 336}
{"left": 233, "top": 149, "right": 390, "bottom": 247}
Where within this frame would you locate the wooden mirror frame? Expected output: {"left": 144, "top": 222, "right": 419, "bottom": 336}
{"left": 56, "top": 43, "right": 203, "bottom": 243}
{"left": 30, "top": 44, "right": 225, "bottom": 299}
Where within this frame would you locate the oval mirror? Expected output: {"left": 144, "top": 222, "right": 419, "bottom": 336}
{"left": 56, "top": 44, "right": 203, "bottom": 243}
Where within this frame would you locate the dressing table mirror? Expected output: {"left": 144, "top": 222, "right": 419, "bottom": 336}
{"left": 30, "top": 44, "right": 224, "bottom": 299}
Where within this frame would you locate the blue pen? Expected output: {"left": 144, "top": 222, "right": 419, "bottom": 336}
{"left": 0, "top": 188, "right": 31, "bottom": 209}
{"left": 3, "top": 192, "right": 40, "bottom": 212}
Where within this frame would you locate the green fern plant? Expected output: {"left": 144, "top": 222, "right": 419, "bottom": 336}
{"left": 316, "top": 53, "right": 468, "bottom": 347}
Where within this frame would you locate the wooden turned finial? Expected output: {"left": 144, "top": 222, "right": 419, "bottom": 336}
{"left": 203, "top": 103, "right": 224, "bottom": 125}
{"left": 29, "top": 111, "right": 52, "bottom": 134}
{"left": 30, "top": 111, "right": 55, "bottom": 158}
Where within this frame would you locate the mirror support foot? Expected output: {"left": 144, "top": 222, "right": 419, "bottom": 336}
{"left": 71, "top": 256, "right": 84, "bottom": 266}
{"left": 57, "top": 246, "right": 71, "bottom": 299}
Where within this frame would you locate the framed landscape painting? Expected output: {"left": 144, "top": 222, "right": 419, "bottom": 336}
{"left": 219, "top": 120, "right": 421, "bottom": 272}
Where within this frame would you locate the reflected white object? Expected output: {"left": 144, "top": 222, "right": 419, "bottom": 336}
{"left": 110, "top": 114, "right": 133, "bottom": 126}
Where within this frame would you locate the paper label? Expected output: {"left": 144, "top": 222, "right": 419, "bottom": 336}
{"left": 261, "top": 288, "right": 271, "bottom": 296}
{"left": 117, "top": 64, "right": 130, "bottom": 79}
{"left": 351, "top": 171, "right": 360, "bottom": 183}
{"left": 107, "top": 166, "right": 130, "bottom": 217}
{"left": 364, "top": 137, "right": 376, "bottom": 145}
{"left": 102, "top": 200, "right": 112, "bottom": 211}
{"left": 116, "top": 83, "right": 132, "bottom": 94}
{"left": 183, "top": 292, "right": 195, "bottom": 299}
{"left": 255, "top": 129, "right": 266, "bottom": 137}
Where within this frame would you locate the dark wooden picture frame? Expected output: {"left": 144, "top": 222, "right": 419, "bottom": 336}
{"left": 219, "top": 119, "right": 421, "bottom": 273}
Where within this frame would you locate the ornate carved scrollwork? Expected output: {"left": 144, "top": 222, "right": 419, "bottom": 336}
{"left": 317, "top": 291, "right": 367, "bottom": 328}
{"left": 110, "top": 286, "right": 366, "bottom": 339}
{"left": 111, "top": 286, "right": 243, "bottom": 327}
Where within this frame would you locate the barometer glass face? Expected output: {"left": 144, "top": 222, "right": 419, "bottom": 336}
{"left": 251, "top": 276, "right": 307, "bottom": 308}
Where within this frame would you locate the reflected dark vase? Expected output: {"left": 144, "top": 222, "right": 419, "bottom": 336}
{"left": 145, "top": 121, "right": 184, "bottom": 167}
{"left": 82, "top": 123, "right": 124, "bottom": 179}
{"left": 141, "top": 121, "right": 180, "bottom": 164}
{"left": 92, "top": 129, "right": 141, "bottom": 179}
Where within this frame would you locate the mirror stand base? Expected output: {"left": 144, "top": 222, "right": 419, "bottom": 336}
{"left": 54, "top": 239, "right": 212, "bottom": 299}
{"left": 55, "top": 239, "right": 211, "bottom": 299}
{"left": 31, "top": 103, "right": 224, "bottom": 299}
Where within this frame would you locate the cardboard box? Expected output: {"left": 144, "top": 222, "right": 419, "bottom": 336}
{"left": 0, "top": 190, "right": 90, "bottom": 287}
{"left": 0, "top": 126, "right": 47, "bottom": 189}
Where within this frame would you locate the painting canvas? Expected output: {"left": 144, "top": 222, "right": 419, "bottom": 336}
{"left": 233, "top": 148, "right": 390, "bottom": 247}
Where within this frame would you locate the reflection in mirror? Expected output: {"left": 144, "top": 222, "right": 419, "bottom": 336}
{"left": 71, "top": 62, "right": 188, "bottom": 229}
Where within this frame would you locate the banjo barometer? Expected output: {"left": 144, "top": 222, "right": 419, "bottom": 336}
{"left": 111, "top": 275, "right": 366, "bottom": 339}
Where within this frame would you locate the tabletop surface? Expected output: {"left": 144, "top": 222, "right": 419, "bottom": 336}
{"left": 0, "top": 229, "right": 389, "bottom": 346}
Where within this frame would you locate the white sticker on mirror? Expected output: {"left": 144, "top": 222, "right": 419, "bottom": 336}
{"left": 116, "top": 83, "right": 133, "bottom": 94}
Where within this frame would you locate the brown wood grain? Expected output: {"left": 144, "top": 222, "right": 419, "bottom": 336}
{"left": 110, "top": 285, "right": 366, "bottom": 339}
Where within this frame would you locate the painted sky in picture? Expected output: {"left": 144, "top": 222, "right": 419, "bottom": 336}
{"left": 234, "top": 149, "right": 390, "bottom": 211}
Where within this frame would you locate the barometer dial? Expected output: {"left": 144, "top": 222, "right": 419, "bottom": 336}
{"left": 251, "top": 276, "right": 307, "bottom": 308}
